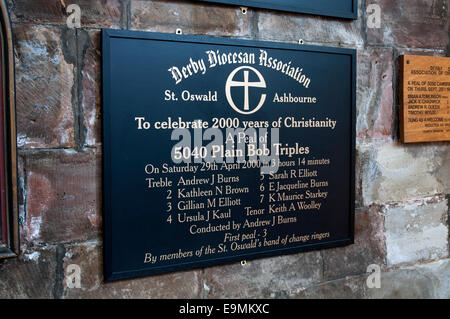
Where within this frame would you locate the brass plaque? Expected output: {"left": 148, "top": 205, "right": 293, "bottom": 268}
{"left": 399, "top": 55, "right": 450, "bottom": 143}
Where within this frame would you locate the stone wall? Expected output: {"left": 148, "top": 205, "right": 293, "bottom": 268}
{"left": 0, "top": 0, "right": 449, "bottom": 299}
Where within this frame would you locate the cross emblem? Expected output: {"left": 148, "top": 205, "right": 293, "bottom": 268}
{"left": 225, "top": 66, "right": 267, "bottom": 114}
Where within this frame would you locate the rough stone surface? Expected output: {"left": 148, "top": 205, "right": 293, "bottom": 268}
{"left": 80, "top": 30, "right": 102, "bottom": 147}
{"left": 0, "top": 247, "right": 57, "bottom": 298}
{"left": 130, "top": 0, "right": 252, "bottom": 37}
{"left": 22, "top": 150, "right": 101, "bottom": 245}
{"left": 291, "top": 275, "right": 368, "bottom": 299}
{"left": 437, "top": 146, "right": 450, "bottom": 194}
{"left": 384, "top": 197, "right": 448, "bottom": 266}
{"left": 413, "top": 259, "right": 450, "bottom": 298}
{"left": 17, "top": 153, "right": 27, "bottom": 250}
{"left": 256, "top": 0, "right": 365, "bottom": 46}
{"left": 367, "top": 268, "right": 436, "bottom": 299}
{"left": 360, "top": 142, "right": 444, "bottom": 205}
{"left": 355, "top": 148, "right": 363, "bottom": 208}
{"left": 368, "top": 269, "right": 435, "bottom": 299}
{"left": 367, "top": 0, "right": 449, "bottom": 49}
{"left": 321, "top": 207, "right": 386, "bottom": 280}
{"left": 62, "top": 243, "right": 202, "bottom": 298}
{"left": 395, "top": 48, "right": 447, "bottom": 57}
{"left": 292, "top": 259, "right": 450, "bottom": 299}
{"left": 14, "top": 25, "right": 76, "bottom": 149}
{"left": 8, "top": 0, "right": 123, "bottom": 28}
{"left": 357, "top": 47, "right": 394, "bottom": 139}
{"left": 204, "top": 251, "right": 323, "bottom": 298}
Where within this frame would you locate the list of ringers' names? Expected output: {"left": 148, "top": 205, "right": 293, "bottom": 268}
{"left": 138, "top": 116, "right": 333, "bottom": 265}
{"left": 400, "top": 55, "right": 450, "bottom": 143}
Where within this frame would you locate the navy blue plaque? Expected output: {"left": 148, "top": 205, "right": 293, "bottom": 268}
{"left": 102, "top": 29, "right": 356, "bottom": 281}
{"left": 197, "top": 0, "right": 358, "bottom": 19}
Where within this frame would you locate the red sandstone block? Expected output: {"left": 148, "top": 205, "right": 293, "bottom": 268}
{"left": 0, "top": 247, "right": 57, "bottom": 298}
{"left": 80, "top": 30, "right": 101, "bottom": 147}
{"left": 23, "top": 149, "right": 101, "bottom": 245}
{"left": 17, "top": 153, "right": 27, "bottom": 250}
{"left": 14, "top": 24, "right": 76, "bottom": 149}
{"left": 366, "top": 0, "right": 449, "bottom": 49}
{"left": 356, "top": 47, "right": 394, "bottom": 139}
{"left": 256, "top": 0, "right": 365, "bottom": 46}
{"left": 203, "top": 250, "right": 323, "bottom": 298}
{"left": 321, "top": 207, "right": 386, "bottom": 281}
{"left": 130, "top": 0, "right": 252, "bottom": 37}
{"left": 359, "top": 142, "right": 444, "bottom": 206}
{"left": 355, "top": 149, "right": 362, "bottom": 208}
{"left": 8, "top": 0, "right": 123, "bottom": 28}
{"left": 62, "top": 243, "right": 202, "bottom": 298}
{"left": 291, "top": 275, "right": 368, "bottom": 299}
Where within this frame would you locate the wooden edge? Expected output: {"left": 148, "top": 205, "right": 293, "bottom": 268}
{"left": 0, "top": 0, "right": 18, "bottom": 258}
{"left": 0, "top": 14, "right": 7, "bottom": 244}
{"left": 398, "top": 55, "right": 405, "bottom": 143}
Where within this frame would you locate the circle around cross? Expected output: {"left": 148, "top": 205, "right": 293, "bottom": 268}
{"left": 225, "top": 66, "right": 267, "bottom": 115}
